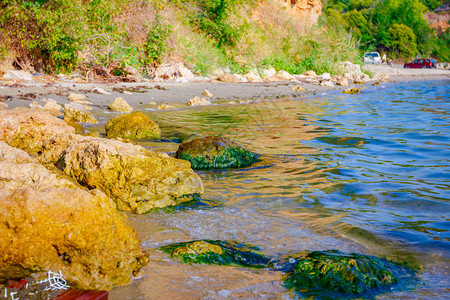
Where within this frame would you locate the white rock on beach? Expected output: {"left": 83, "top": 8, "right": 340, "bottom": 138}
{"left": 92, "top": 87, "right": 111, "bottom": 95}
{"left": 261, "top": 67, "right": 277, "bottom": 79}
{"left": 2, "top": 70, "right": 33, "bottom": 81}
{"left": 339, "top": 61, "right": 362, "bottom": 76}
{"left": 276, "top": 70, "right": 294, "bottom": 81}
{"left": 109, "top": 97, "right": 133, "bottom": 112}
{"left": 320, "top": 80, "right": 334, "bottom": 87}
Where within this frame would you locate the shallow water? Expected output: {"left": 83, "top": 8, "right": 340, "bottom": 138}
{"left": 107, "top": 80, "right": 449, "bottom": 299}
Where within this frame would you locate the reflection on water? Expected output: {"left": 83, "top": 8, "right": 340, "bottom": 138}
{"left": 107, "top": 80, "right": 449, "bottom": 299}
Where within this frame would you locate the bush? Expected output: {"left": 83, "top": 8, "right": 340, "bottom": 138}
{"left": 388, "top": 24, "right": 418, "bottom": 59}
{"left": 143, "top": 15, "right": 172, "bottom": 66}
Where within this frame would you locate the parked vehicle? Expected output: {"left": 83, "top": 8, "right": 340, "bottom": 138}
{"left": 363, "top": 52, "right": 382, "bottom": 64}
{"left": 404, "top": 59, "right": 437, "bottom": 69}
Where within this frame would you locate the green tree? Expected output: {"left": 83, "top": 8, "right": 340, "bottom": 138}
{"left": 388, "top": 24, "right": 418, "bottom": 58}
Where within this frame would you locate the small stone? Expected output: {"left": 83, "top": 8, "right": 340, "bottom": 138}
{"left": 158, "top": 104, "right": 176, "bottom": 110}
{"left": 304, "top": 70, "right": 317, "bottom": 77}
{"left": 202, "top": 90, "right": 213, "bottom": 97}
{"left": 336, "top": 77, "right": 349, "bottom": 86}
{"left": 292, "top": 85, "right": 306, "bottom": 92}
{"left": 148, "top": 101, "right": 157, "bottom": 105}
{"left": 342, "top": 88, "right": 360, "bottom": 94}
{"left": 123, "top": 91, "right": 133, "bottom": 95}
{"left": 187, "top": 96, "right": 211, "bottom": 106}
{"left": 217, "top": 74, "right": 239, "bottom": 83}
{"left": 92, "top": 87, "right": 111, "bottom": 95}
{"left": 320, "top": 80, "right": 334, "bottom": 87}
{"left": 109, "top": 97, "right": 133, "bottom": 112}
{"left": 68, "top": 93, "right": 87, "bottom": 102}
{"left": 29, "top": 101, "right": 42, "bottom": 110}
{"left": 105, "top": 111, "right": 160, "bottom": 140}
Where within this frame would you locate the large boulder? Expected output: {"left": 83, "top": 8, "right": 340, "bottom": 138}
{"left": 105, "top": 111, "right": 161, "bottom": 140}
{"left": 55, "top": 136, "right": 204, "bottom": 213}
{"left": 175, "top": 136, "right": 260, "bottom": 170}
{"left": 0, "top": 187, "right": 149, "bottom": 290}
{"left": 0, "top": 142, "right": 149, "bottom": 290}
{"left": 0, "top": 108, "right": 75, "bottom": 156}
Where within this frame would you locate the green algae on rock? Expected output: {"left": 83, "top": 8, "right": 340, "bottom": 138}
{"left": 175, "top": 136, "right": 260, "bottom": 170}
{"left": 160, "top": 240, "right": 272, "bottom": 268}
{"left": 105, "top": 111, "right": 161, "bottom": 140}
{"left": 283, "top": 250, "right": 410, "bottom": 297}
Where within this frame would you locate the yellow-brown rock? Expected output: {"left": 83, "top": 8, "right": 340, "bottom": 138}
{"left": 64, "top": 102, "right": 98, "bottom": 124}
{"left": 0, "top": 142, "right": 149, "bottom": 290}
{"left": 55, "top": 136, "right": 204, "bottom": 213}
{"left": 0, "top": 108, "right": 75, "bottom": 157}
{"left": 105, "top": 111, "right": 161, "bottom": 140}
{"left": 280, "top": 0, "right": 323, "bottom": 26}
{"left": 217, "top": 74, "right": 239, "bottom": 83}
{"left": 0, "top": 187, "right": 149, "bottom": 290}
{"left": 108, "top": 97, "right": 133, "bottom": 112}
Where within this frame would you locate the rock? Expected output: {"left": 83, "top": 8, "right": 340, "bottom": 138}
{"left": 339, "top": 61, "right": 362, "bottom": 76}
{"left": 0, "top": 108, "right": 75, "bottom": 157}
{"left": 42, "top": 99, "right": 62, "bottom": 115}
{"left": 29, "top": 101, "right": 41, "bottom": 110}
{"left": 202, "top": 90, "right": 213, "bottom": 97}
{"left": 123, "top": 65, "right": 139, "bottom": 76}
{"left": 55, "top": 136, "right": 204, "bottom": 213}
{"left": 108, "top": 97, "right": 133, "bottom": 112}
{"left": 160, "top": 240, "right": 271, "bottom": 267}
{"left": 0, "top": 102, "right": 8, "bottom": 110}
{"left": 126, "top": 74, "right": 141, "bottom": 82}
{"left": 260, "top": 67, "right": 277, "bottom": 79}
{"left": 0, "top": 186, "right": 149, "bottom": 290}
{"left": 175, "top": 136, "right": 260, "bottom": 170}
{"left": 92, "top": 87, "right": 111, "bottom": 95}
{"left": 317, "top": 73, "right": 331, "bottom": 81}
{"left": 336, "top": 76, "right": 349, "bottom": 86}
{"left": 283, "top": 250, "right": 411, "bottom": 296}
{"left": 178, "top": 64, "right": 195, "bottom": 80}
{"left": 187, "top": 96, "right": 211, "bottom": 107}
{"left": 217, "top": 74, "right": 239, "bottom": 83}
{"left": 64, "top": 102, "right": 98, "bottom": 124}
{"left": 64, "top": 120, "right": 84, "bottom": 134}
{"left": 281, "top": 0, "right": 323, "bottom": 26}
{"left": 373, "top": 73, "right": 389, "bottom": 82}
{"left": 2, "top": 70, "right": 33, "bottom": 81}
{"left": 175, "top": 77, "right": 189, "bottom": 83}
{"left": 0, "top": 141, "right": 149, "bottom": 289}
{"left": 320, "top": 80, "right": 334, "bottom": 87}
{"left": 158, "top": 104, "right": 176, "bottom": 110}
{"left": 105, "top": 111, "right": 160, "bottom": 140}
{"left": 244, "top": 69, "right": 262, "bottom": 82}
{"left": 68, "top": 93, "right": 86, "bottom": 102}
{"left": 303, "top": 70, "right": 317, "bottom": 77}
{"left": 343, "top": 88, "right": 360, "bottom": 94}
{"left": 276, "top": 70, "right": 294, "bottom": 81}
{"left": 233, "top": 74, "right": 248, "bottom": 82}
{"left": 291, "top": 85, "right": 306, "bottom": 92}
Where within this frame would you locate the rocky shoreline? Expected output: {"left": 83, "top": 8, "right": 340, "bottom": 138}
{"left": 0, "top": 64, "right": 446, "bottom": 298}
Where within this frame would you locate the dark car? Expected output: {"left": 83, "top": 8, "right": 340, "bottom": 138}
{"left": 404, "top": 58, "right": 437, "bottom": 68}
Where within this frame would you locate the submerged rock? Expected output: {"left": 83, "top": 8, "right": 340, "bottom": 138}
{"left": 0, "top": 108, "right": 75, "bottom": 156}
{"left": 343, "top": 88, "right": 360, "bottom": 94}
{"left": 283, "top": 250, "right": 411, "bottom": 297}
{"left": 0, "top": 142, "right": 149, "bottom": 290}
{"left": 160, "top": 240, "right": 272, "bottom": 268}
{"left": 187, "top": 96, "right": 211, "bottom": 106}
{"left": 175, "top": 136, "right": 260, "bottom": 170}
{"left": 55, "top": 136, "right": 204, "bottom": 213}
{"left": 105, "top": 111, "right": 160, "bottom": 140}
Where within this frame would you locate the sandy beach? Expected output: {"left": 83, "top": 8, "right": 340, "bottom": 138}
{"left": 1, "top": 65, "right": 448, "bottom": 111}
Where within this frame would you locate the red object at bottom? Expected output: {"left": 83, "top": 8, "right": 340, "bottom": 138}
{"left": 53, "top": 288, "right": 108, "bottom": 300}
{"left": 7, "top": 279, "right": 28, "bottom": 290}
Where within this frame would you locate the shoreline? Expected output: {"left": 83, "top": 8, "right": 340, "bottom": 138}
{"left": 1, "top": 70, "right": 449, "bottom": 111}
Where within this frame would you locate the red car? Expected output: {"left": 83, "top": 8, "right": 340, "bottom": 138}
{"left": 404, "top": 58, "right": 437, "bottom": 68}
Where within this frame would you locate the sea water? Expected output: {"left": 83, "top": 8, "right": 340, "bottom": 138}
{"left": 108, "top": 80, "right": 449, "bottom": 299}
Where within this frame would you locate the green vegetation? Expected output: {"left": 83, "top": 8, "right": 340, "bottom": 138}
{"left": 159, "top": 240, "right": 272, "bottom": 267}
{"left": 283, "top": 250, "right": 414, "bottom": 298}
{"left": 0, "top": 0, "right": 362, "bottom": 76}
{"left": 323, "top": 0, "right": 449, "bottom": 61}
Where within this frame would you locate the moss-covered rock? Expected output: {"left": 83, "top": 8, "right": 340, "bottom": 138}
{"left": 175, "top": 136, "right": 260, "bottom": 170}
{"left": 64, "top": 102, "right": 98, "bottom": 124}
{"left": 283, "top": 250, "right": 410, "bottom": 297}
{"left": 105, "top": 111, "right": 161, "bottom": 140}
{"left": 55, "top": 136, "right": 203, "bottom": 213}
{"left": 160, "top": 240, "right": 272, "bottom": 268}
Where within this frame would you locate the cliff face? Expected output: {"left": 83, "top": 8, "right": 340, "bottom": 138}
{"left": 280, "top": 0, "right": 323, "bottom": 26}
